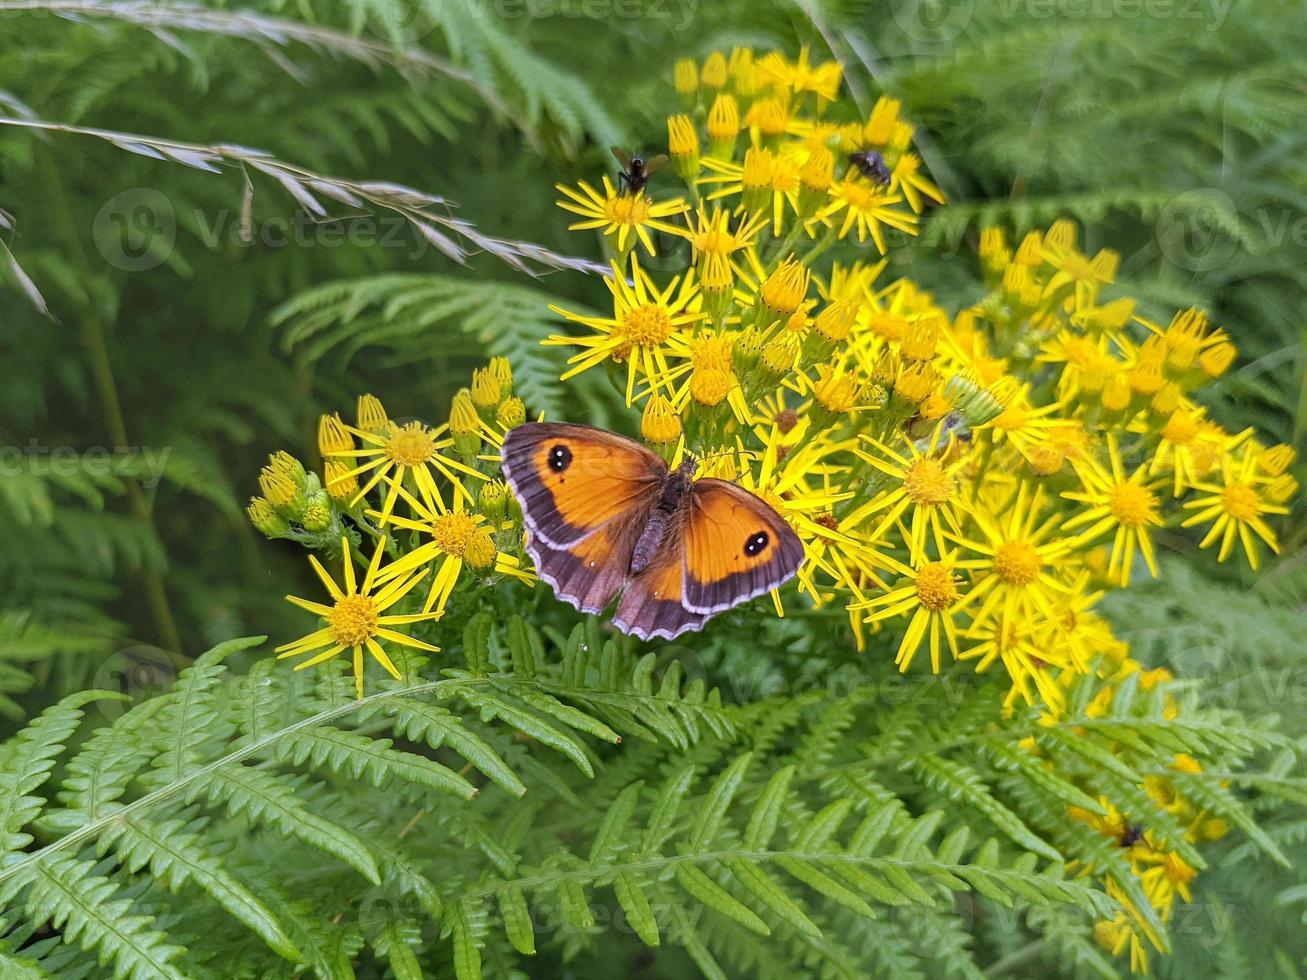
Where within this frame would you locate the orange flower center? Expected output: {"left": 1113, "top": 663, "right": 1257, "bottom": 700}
{"left": 903, "top": 457, "right": 956, "bottom": 505}
{"left": 994, "top": 540, "right": 1041, "bottom": 586}
{"left": 1220, "top": 481, "right": 1261, "bottom": 522}
{"left": 915, "top": 562, "right": 959, "bottom": 611}
{"left": 384, "top": 422, "right": 437, "bottom": 466}
{"left": 1107, "top": 481, "right": 1158, "bottom": 528}
{"left": 431, "top": 511, "right": 480, "bottom": 556}
{"left": 622, "top": 303, "right": 674, "bottom": 347}
{"left": 328, "top": 594, "right": 379, "bottom": 646}
{"left": 606, "top": 192, "right": 650, "bottom": 225}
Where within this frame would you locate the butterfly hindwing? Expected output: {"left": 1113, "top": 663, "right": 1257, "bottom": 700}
{"left": 526, "top": 519, "right": 645, "bottom": 616}
{"left": 501, "top": 423, "right": 664, "bottom": 548}
{"left": 611, "top": 513, "right": 707, "bottom": 641}
{"left": 681, "top": 478, "right": 805, "bottom": 615}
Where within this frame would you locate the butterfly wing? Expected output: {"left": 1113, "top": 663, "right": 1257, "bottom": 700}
{"left": 502, "top": 422, "right": 664, "bottom": 614}
{"left": 611, "top": 513, "right": 707, "bottom": 641}
{"left": 681, "top": 479, "right": 805, "bottom": 616}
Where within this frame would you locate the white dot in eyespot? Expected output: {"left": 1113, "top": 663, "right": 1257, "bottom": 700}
{"left": 588, "top": 561, "right": 596, "bottom": 568}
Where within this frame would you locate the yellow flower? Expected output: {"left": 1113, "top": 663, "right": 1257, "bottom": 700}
{"left": 756, "top": 47, "right": 842, "bottom": 105}
{"left": 1181, "top": 448, "right": 1288, "bottom": 570}
{"left": 555, "top": 175, "right": 689, "bottom": 257}
{"left": 888, "top": 153, "right": 945, "bottom": 213}
{"left": 848, "top": 423, "right": 971, "bottom": 564}
{"left": 817, "top": 179, "right": 918, "bottom": 252}
{"left": 853, "top": 550, "right": 973, "bottom": 673}
{"left": 547, "top": 257, "right": 704, "bottom": 404}
{"left": 374, "top": 496, "right": 533, "bottom": 616}
{"left": 1062, "top": 435, "right": 1163, "bottom": 586}
{"left": 954, "top": 483, "right": 1076, "bottom": 629}
{"left": 276, "top": 536, "right": 440, "bottom": 700}
{"left": 960, "top": 614, "right": 1072, "bottom": 714}
{"left": 325, "top": 394, "right": 484, "bottom": 518}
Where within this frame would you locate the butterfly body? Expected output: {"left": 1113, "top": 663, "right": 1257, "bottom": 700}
{"left": 502, "top": 423, "right": 804, "bottom": 640}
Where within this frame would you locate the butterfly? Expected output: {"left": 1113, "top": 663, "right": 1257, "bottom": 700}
{"left": 501, "top": 422, "right": 805, "bottom": 641}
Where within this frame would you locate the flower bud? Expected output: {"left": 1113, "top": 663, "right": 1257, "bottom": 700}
{"left": 1200, "top": 341, "right": 1236, "bottom": 377}
{"left": 471, "top": 366, "right": 501, "bottom": 417}
{"left": 479, "top": 479, "right": 510, "bottom": 523}
{"left": 318, "top": 413, "right": 353, "bottom": 456}
{"left": 701, "top": 51, "right": 727, "bottom": 90}
{"left": 900, "top": 315, "right": 941, "bottom": 362}
{"left": 706, "top": 94, "right": 740, "bottom": 159}
{"left": 1266, "top": 473, "right": 1298, "bottom": 503}
{"left": 729, "top": 46, "right": 757, "bottom": 97}
{"left": 1259, "top": 444, "right": 1296, "bottom": 477}
{"left": 1150, "top": 382, "right": 1180, "bottom": 416}
{"left": 497, "top": 397, "right": 526, "bottom": 430}
{"left": 641, "top": 395, "right": 682, "bottom": 446}
{"left": 893, "top": 362, "right": 936, "bottom": 405}
{"left": 760, "top": 258, "right": 810, "bottom": 318}
{"left": 1100, "top": 373, "right": 1132, "bottom": 413}
{"left": 247, "top": 496, "right": 289, "bottom": 537}
{"left": 464, "top": 526, "right": 498, "bottom": 571}
{"left": 300, "top": 490, "right": 332, "bottom": 532}
{"left": 357, "top": 394, "right": 390, "bottom": 433}
{"left": 674, "top": 58, "right": 698, "bottom": 104}
{"left": 747, "top": 97, "right": 789, "bottom": 145}
{"left": 323, "top": 460, "right": 358, "bottom": 501}
{"left": 450, "top": 389, "right": 482, "bottom": 460}
{"left": 1025, "top": 442, "right": 1065, "bottom": 477}
{"left": 667, "top": 114, "right": 700, "bottom": 184}
{"left": 489, "top": 356, "right": 513, "bottom": 399}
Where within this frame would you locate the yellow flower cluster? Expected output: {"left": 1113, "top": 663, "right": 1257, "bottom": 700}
{"left": 247, "top": 361, "right": 535, "bottom": 698}
{"left": 541, "top": 49, "right": 1297, "bottom": 972}
{"left": 549, "top": 48, "right": 1295, "bottom": 706}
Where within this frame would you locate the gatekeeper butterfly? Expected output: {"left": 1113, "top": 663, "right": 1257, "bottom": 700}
{"left": 502, "top": 422, "right": 804, "bottom": 640}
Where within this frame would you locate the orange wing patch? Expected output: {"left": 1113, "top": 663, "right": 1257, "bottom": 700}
{"left": 502, "top": 423, "right": 663, "bottom": 547}
{"left": 682, "top": 479, "right": 805, "bottom": 615}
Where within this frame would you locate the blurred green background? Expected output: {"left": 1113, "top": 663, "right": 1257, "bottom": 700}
{"left": 1, "top": 0, "right": 1305, "bottom": 974}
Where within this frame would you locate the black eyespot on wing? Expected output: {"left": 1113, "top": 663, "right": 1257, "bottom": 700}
{"left": 548, "top": 444, "right": 572, "bottom": 473}
{"left": 744, "top": 530, "right": 769, "bottom": 557}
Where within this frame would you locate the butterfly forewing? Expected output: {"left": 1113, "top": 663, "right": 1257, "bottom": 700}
{"left": 681, "top": 479, "right": 805, "bottom": 615}
{"left": 501, "top": 423, "right": 664, "bottom": 548}
{"left": 502, "top": 423, "right": 664, "bottom": 616}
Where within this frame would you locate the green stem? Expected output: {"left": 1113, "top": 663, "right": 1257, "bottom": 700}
{"left": 36, "top": 146, "right": 183, "bottom": 655}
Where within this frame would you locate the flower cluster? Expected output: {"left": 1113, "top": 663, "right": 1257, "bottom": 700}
{"left": 541, "top": 47, "right": 1296, "bottom": 971}
{"left": 247, "top": 362, "right": 535, "bottom": 698}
